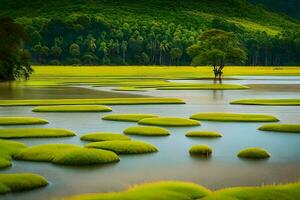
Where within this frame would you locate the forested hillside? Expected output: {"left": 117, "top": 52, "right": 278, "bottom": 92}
{"left": 0, "top": 0, "right": 299, "bottom": 66}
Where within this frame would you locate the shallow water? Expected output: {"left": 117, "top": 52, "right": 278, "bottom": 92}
{"left": 1, "top": 76, "right": 300, "bottom": 200}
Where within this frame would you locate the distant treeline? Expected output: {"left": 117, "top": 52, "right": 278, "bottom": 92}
{"left": 21, "top": 16, "right": 300, "bottom": 66}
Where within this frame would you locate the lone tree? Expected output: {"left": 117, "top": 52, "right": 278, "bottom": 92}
{"left": 187, "top": 29, "right": 247, "bottom": 81}
{"left": 0, "top": 17, "right": 32, "bottom": 81}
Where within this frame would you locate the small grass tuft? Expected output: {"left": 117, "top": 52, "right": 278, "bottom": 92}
{"left": 0, "top": 139, "right": 27, "bottom": 168}
{"left": 237, "top": 147, "right": 271, "bottom": 159}
{"left": 139, "top": 117, "right": 200, "bottom": 127}
{"left": 190, "top": 112, "right": 279, "bottom": 122}
{"left": 80, "top": 132, "right": 131, "bottom": 141}
{"left": 85, "top": 140, "right": 158, "bottom": 154}
{"left": 32, "top": 105, "right": 112, "bottom": 112}
{"left": 189, "top": 145, "right": 212, "bottom": 157}
{"left": 258, "top": 124, "right": 300, "bottom": 133}
{"left": 124, "top": 126, "right": 170, "bottom": 136}
{"left": 230, "top": 98, "right": 300, "bottom": 106}
{"left": 102, "top": 114, "right": 159, "bottom": 122}
{"left": 0, "top": 116, "right": 48, "bottom": 125}
{"left": 186, "top": 131, "right": 222, "bottom": 138}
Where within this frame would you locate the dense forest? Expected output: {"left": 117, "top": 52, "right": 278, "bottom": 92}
{"left": 0, "top": 0, "right": 299, "bottom": 66}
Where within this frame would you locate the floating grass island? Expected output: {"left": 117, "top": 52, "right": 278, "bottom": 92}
{"left": 139, "top": 117, "right": 200, "bottom": 127}
{"left": 80, "top": 132, "right": 131, "bottom": 141}
{"left": 190, "top": 112, "right": 279, "bottom": 122}
{"left": 157, "top": 83, "right": 249, "bottom": 90}
{"left": 102, "top": 114, "right": 159, "bottom": 122}
{"left": 0, "top": 139, "right": 27, "bottom": 168}
{"left": 14, "top": 144, "right": 120, "bottom": 165}
{"left": 186, "top": 131, "right": 222, "bottom": 138}
{"left": 0, "top": 97, "right": 185, "bottom": 106}
{"left": 124, "top": 126, "right": 170, "bottom": 136}
{"left": 85, "top": 140, "right": 158, "bottom": 154}
{"left": 32, "top": 105, "right": 112, "bottom": 112}
{"left": 0, "top": 128, "right": 76, "bottom": 139}
{"left": 189, "top": 145, "right": 212, "bottom": 157}
{"left": 0, "top": 116, "right": 48, "bottom": 125}
{"left": 230, "top": 98, "right": 300, "bottom": 106}
{"left": 258, "top": 124, "right": 300, "bottom": 133}
{"left": 0, "top": 173, "right": 48, "bottom": 194}
{"left": 237, "top": 147, "right": 271, "bottom": 159}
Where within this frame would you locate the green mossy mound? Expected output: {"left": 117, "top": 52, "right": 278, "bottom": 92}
{"left": 0, "top": 139, "right": 27, "bottom": 168}
{"left": 0, "top": 128, "right": 76, "bottom": 139}
{"left": 124, "top": 126, "right": 170, "bottom": 136}
{"left": 85, "top": 140, "right": 158, "bottom": 154}
{"left": 0, "top": 116, "right": 48, "bottom": 125}
{"left": 80, "top": 132, "right": 131, "bottom": 141}
{"left": 230, "top": 98, "right": 300, "bottom": 106}
{"left": 139, "top": 117, "right": 200, "bottom": 127}
{"left": 102, "top": 114, "right": 158, "bottom": 122}
{"left": 190, "top": 112, "right": 279, "bottom": 122}
{"left": 189, "top": 145, "right": 212, "bottom": 157}
{"left": 237, "top": 147, "right": 271, "bottom": 159}
{"left": 32, "top": 105, "right": 112, "bottom": 112}
{"left": 14, "top": 144, "right": 119, "bottom": 165}
{"left": 258, "top": 124, "right": 300, "bottom": 133}
{"left": 0, "top": 173, "right": 48, "bottom": 194}
{"left": 186, "top": 131, "right": 222, "bottom": 138}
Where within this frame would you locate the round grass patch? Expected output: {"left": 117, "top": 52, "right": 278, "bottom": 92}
{"left": 138, "top": 117, "right": 200, "bottom": 127}
{"left": 0, "top": 128, "right": 76, "bottom": 139}
{"left": 124, "top": 126, "right": 170, "bottom": 136}
{"left": 85, "top": 140, "right": 158, "bottom": 154}
{"left": 32, "top": 105, "right": 112, "bottom": 112}
{"left": 189, "top": 145, "right": 212, "bottom": 157}
{"left": 0, "top": 116, "right": 48, "bottom": 125}
{"left": 0, "top": 139, "right": 27, "bottom": 168}
{"left": 14, "top": 144, "right": 119, "bottom": 165}
{"left": 190, "top": 112, "right": 279, "bottom": 122}
{"left": 186, "top": 131, "right": 222, "bottom": 138}
{"left": 258, "top": 124, "right": 300, "bottom": 133}
{"left": 237, "top": 147, "right": 271, "bottom": 159}
{"left": 102, "top": 114, "right": 158, "bottom": 122}
{"left": 80, "top": 132, "right": 131, "bottom": 141}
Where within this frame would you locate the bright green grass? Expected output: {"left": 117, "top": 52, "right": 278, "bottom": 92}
{"left": 102, "top": 114, "right": 159, "bottom": 122}
{"left": 157, "top": 84, "right": 249, "bottom": 90}
{"left": 258, "top": 124, "right": 300, "bottom": 133}
{"left": 237, "top": 147, "right": 271, "bottom": 159}
{"left": 0, "top": 98, "right": 185, "bottom": 106}
{"left": 139, "top": 117, "right": 200, "bottom": 127}
{"left": 189, "top": 145, "right": 212, "bottom": 157}
{"left": 0, "top": 139, "right": 27, "bottom": 168}
{"left": 0, "top": 173, "right": 48, "bottom": 194}
{"left": 190, "top": 112, "right": 279, "bottom": 122}
{"left": 230, "top": 98, "right": 300, "bottom": 106}
{"left": 0, "top": 128, "right": 76, "bottom": 139}
{"left": 186, "top": 131, "right": 222, "bottom": 138}
{"left": 32, "top": 105, "right": 112, "bottom": 112}
{"left": 14, "top": 144, "right": 119, "bottom": 165}
{"left": 85, "top": 140, "right": 158, "bottom": 154}
{"left": 0, "top": 116, "right": 48, "bottom": 125}
{"left": 124, "top": 126, "right": 170, "bottom": 136}
{"left": 80, "top": 132, "right": 131, "bottom": 141}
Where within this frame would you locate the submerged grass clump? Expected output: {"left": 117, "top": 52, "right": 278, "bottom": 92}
{"left": 258, "top": 124, "right": 300, "bottom": 133}
{"left": 0, "top": 128, "right": 76, "bottom": 139}
{"left": 190, "top": 112, "right": 279, "bottom": 122}
{"left": 124, "top": 126, "right": 170, "bottom": 136}
{"left": 0, "top": 173, "right": 48, "bottom": 194}
{"left": 186, "top": 131, "right": 222, "bottom": 138}
{"left": 102, "top": 114, "right": 159, "bottom": 122}
{"left": 139, "top": 117, "right": 200, "bottom": 127}
{"left": 237, "top": 147, "right": 271, "bottom": 159}
{"left": 230, "top": 98, "right": 300, "bottom": 106}
{"left": 32, "top": 105, "right": 112, "bottom": 112}
{"left": 189, "top": 145, "right": 212, "bottom": 157}
{"left": 0, "top": 116, "right": 48, "bottom": 125}
{"left": 14, "top": 144, "right": 119, "bottom": 165}
{"left": 80, "top": 132, "right": 131, "bottom": 141}
{"left": 0, "top": 139, "right": 27, "bottom": 168}
{"left": 85, "top": 140, "right": 158, "bottom": 154}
